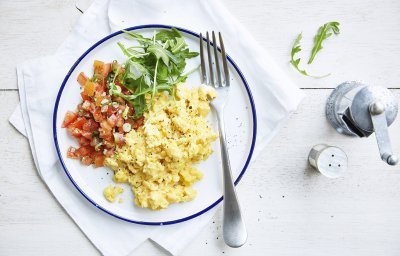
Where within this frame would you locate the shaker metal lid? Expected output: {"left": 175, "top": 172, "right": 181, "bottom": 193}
{"left": 308, "top": 144, "right": 348, "bottom": 178}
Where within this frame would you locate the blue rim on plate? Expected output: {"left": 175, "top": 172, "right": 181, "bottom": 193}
{"left": 53, "top": 24, "right": 257, "bottom": 225}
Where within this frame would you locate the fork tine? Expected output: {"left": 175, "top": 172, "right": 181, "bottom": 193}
{"left": 199, "top": 33, "right": 207, "bottom": 84}
{"left": 212, "top": 31, "right": 222, "bottom": 87}
{"left": 206, "top": 32, "right": 215, "bottom": 87}
{"left": 219, "top": 32, "right": 230, "bottom": 86}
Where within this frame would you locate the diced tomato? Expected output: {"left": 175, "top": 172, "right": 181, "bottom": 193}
{"left": 107, "top": 105, "right": 117, "bottom": 116}
{"left": 79, "top": 137, "right": 91, "bottom": 146}
{"left": 83, "top": 119, "right": 99, "bottom": 132}
{"left": 64, "top": 60, "right": 148, "bottom": 167}
{"left": 67, "top": 146, "right": 78, "bottom": 158}
{"left": 77, "top": 72, "right": 88, "bottom": 87}
{"left": 121, "top": 88, "right": 130, "bottom": 95}
{"left": 107, "top": 114, "right": 117, "bottom": 127}
{"left": 92, "top": 108, "right": 104, "bottom": 122}
{"left": 116, "top": 116, "right": 124, "bottom": 127}
{"left": 94, "top": 92, "right": 104, "bottom": 107}
{"left": 99, "top": 129, "right": 111, "bottom": 140}
{"left": 81, "top": 131, "right": 93, "bottom": 140}
{"left": 96, "top": 79, "right": 107, "bottom": 93}
{"left": 101, "top": 105, "right": 108, "bottom": 113}
{"left": 93, "top": 60, "right": 105, "bottom": 75}
{"left": 115, "top": 96, "right": 125, "bottom": 105}
{"left": 101, "top": 120, "right": 112, "bottom": 130}
{"left": 62, "top": 111, "right": 78, "bottom": 128}
{"left": 81, "top": 92, "right": 91, "bottom": 101}
{"left": 81, "top": 156, "right": 93, "bottom": 166}
{"left": 104, "top": 148, "right": 115, "bottom": 157}
{"left": 90, "top": 136, "right": 101, "bottom": 147}
{"left": 69, "top": 117, "right": 86, "bottom": 129}
{"left": 101, "top": 134, "right": 113, "bottom": 145}
{"left": 83, "top": 81, "right": 96, "bottom": 97}
{"left": 82, "top": 100, "right": 92, "bottom": 111}
{"left": 132, "top": 116, "right": 144, "bottom": 130}
{"left": 115, "top": 78, "right": 123, "bottom": 88}
{"left": 76, "top": 146, "right": 94, "bottom": 157}
{"left": 113, "top": 132, "right": 125, "bottom": 147}
{"left": 77, "top": 109, "right": 90, "bottom": 119}
{"left": 69, "top": 128, "right": 82, "bottom": 138}
{"left": 93, "top": 155, "right": 105, "bottom": 167}
{"left": 102, "top": 63, "right": 111, "bottom": 78}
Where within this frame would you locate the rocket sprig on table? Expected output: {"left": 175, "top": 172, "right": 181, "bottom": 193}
{"left": 290, "top": 21, "right": 340, "bottom": 78}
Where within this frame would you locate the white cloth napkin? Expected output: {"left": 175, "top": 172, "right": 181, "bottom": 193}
{"left": 9, "top": 0, "right": 304, "bottom": 255}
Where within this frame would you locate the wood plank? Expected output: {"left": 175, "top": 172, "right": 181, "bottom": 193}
{"left": 2, "top": 0, "right": 400, "bottom": 89}
{"left": 2, "top": 89, "right": 400, "bottom": 255}
{"left": 220, "top": 0, "right": 400, "bottom": 89}
{"left": 0, "top": 0, "right": 81, "bottom": 90}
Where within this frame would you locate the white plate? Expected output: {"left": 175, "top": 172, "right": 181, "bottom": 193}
{"left": 53, "top": 24, "right": 257, "bottom": 225}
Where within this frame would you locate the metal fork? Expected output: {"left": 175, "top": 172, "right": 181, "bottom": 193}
{"left": 199, "top": 31, "right": 247, "bottom": 248}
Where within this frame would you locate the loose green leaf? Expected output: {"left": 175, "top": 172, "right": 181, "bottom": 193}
{"left": 290, "top": 33, "right": 309, "bottom": 76}
{"left": 290, "top": 33, "right": 330, "bottom": 78}
{"left": 308, "top": 21, "right": 340, "bottom": 64}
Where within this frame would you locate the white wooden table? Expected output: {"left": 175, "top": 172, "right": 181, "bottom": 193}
{"left": 2, "top": 0, "right": 400, "bottom": 255}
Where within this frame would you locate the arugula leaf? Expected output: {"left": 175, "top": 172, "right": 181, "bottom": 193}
{"left": 290, "top": 33, "right": 329, "bottom": 78}
{"left": 133, "top": 77, "right": 146, "bottom": 118}
{"left": 171, "top": 37, "right": 187, "bottom": 53}
{"left": 117, "top": 42, "right": 133, "bottom": 58}
{"left": 155, "top": 28, "right": 182, "bottom": 41}
{"left": 128, "top": 60, "right": 150, "bottom": 78}
{"left": 308, "top": 21, "right": 340, "bottom": 64}
{"left": 115, "top": 28, "right": 199, "bottom": 119}
{"left": 147, "top": 44, "right": 170, "bottom": 65}
{"left": 176, "top": 48, "right": 199, "bottom": 59}
{"left": 173, "top": 65, "right": 200, "bottom": 84}
{"left": 156, "top": 62, "right": 169, "bottom": 81}
{"left": 290, "top": 33, "right": 310, "bottom": 76}
{"left": 122, "top": 30, "right": 153, "bottom": 46}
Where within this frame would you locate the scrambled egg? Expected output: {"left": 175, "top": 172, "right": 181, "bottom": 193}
{"left": 103, "top": 185, "right": 124, "bottom": 202}
{"left": 105, "top": 84, "right": 218, "bottom": 210}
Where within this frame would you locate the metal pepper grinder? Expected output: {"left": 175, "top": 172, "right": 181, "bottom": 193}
{"left": 326, "top": 81, "right": 399, "bottom": 165}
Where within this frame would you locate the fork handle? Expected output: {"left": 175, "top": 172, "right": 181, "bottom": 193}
{"left": 216, "top": 110, "right": 248, "bottom": 248}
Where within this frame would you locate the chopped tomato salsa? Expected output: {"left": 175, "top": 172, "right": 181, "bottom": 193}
{"left": 62, "top": 60, "right": 143, "bottom": 167}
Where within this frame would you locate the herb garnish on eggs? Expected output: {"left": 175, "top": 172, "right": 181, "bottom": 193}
{"left": 111, "top": 28, "right": 199, "bottom": 118}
